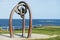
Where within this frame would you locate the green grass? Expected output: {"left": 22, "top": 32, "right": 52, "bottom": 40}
{"left": 0, "top": 26, "right": 60, "bottom": 35}
{"left": 14, "top": 26, "right": 60, "bottom": 35}
{"left": 32, "top": 26, "right": 60, "bottom": 35}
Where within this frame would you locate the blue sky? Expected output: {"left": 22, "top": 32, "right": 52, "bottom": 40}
{"left": 0, "top": 0, "right": 60, "bottom": 19}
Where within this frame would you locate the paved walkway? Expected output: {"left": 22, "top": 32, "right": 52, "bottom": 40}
{"left": 0, "top": 33, "right": 59, "bottom": 40}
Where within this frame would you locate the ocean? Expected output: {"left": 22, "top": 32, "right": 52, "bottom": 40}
{"left": 0, "top": 19, "right": 60, "bottom": 29}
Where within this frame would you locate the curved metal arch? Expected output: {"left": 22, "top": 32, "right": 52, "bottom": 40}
{"left": 9, "top": 1, "right": 32, "bottom": 38}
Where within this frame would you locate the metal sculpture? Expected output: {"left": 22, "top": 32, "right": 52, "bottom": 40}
{"left": 9, "top": 1, "right": 32, "bottom": 38}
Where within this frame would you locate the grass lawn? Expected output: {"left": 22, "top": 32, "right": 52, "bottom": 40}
{"left": 0, "top": 26, "right": 60, "bottom": 40}
{"left": 14, "top": 26, "right": 60, "bottom": 35}
{"left": 32, "top": 26, "right": 60, "bottom": 35}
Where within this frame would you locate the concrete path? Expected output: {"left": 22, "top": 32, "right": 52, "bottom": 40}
{"left": 0, "top": 33, "right": 59, "bottom": 40}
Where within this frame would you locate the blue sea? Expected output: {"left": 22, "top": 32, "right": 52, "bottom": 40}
{"left": 0, "top": 19, "right": 60, "bottom": 29}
